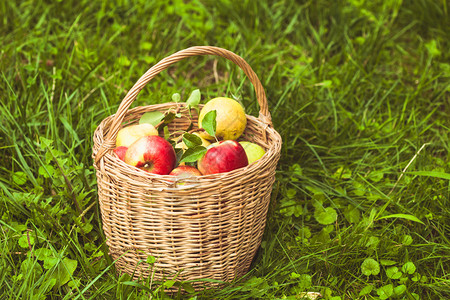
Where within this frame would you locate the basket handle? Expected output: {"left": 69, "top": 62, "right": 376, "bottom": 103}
{"left": 95, "top": 46, "right": 271, "bottom": 164}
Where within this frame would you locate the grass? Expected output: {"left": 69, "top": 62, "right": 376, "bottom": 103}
{"left": 1, "top": 0, "right": 449, "bottom": 298}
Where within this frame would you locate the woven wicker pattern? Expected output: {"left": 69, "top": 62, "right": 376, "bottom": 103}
{"left": 92, "top": 46, "right": 282, "bottom": 288}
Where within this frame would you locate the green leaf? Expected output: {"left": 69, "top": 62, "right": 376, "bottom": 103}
{"left": 411, "top": 272, "right": 421, "bottom": 282}
{"left": 402, "top": 262, "right": 416, "bottom": 274}
{"left": 38, "top": 165, "right": 55, "bottom": 178}
{"left": 10, "top": 222, "right": 27, "bottom": 232}
{"left": 201, "top": 110, "right": 216, "bottom": 137}
{"left": 172, "top": 93, "right": 181, "bottom": 102}
{"left": 186, "top": 89, "right": 201, "bottom": 108}
{"left": 286, "top": 188, "right": 297, "bottom": 198}
{"left": 118, "top": 55, "right": 131, "bottom": 66}
{"left": 84, "top": 243, "right": 96, "bottom": 252}
{"left": 289, "top": 163, "right": 303, "bottom": 176}
{"left": 365, "top": 236, "right": 380, "bottom": 248}
{"left": 163, "top": 112, "right": 177, "bottom": 124}
{"left": 44, "top": 257, "right": 76, "bottom": 289}
{"left": 425, "top": 39, "right": 441, "bottom": 57}
{"left": 386, "top": 266, "right": 402, "bottom": 279}
{"left": 43, "top": 257, "right": 59, "bottom": 269}
{"left": 41, "top": 278, "right": 57, "bottom": 293}
{"left": 179, "top": 146, "right": 207, "bottom": 163}
{"left": 39, "top": 137, "right": 54, "bottom": 150}
{"left": 13, "top": 171, "right": 28, "bottom": 185}
{"left": 411, "top": 293, "right": 420, "bottom": 300}
{"left": 80, "top": 222, "right": 93, "bottom": 234}
{"left": 54, "top": 258, "right": 78, "bottom": 287}
{"left": 333, "top": 166, "right": 352, "bottom": 179}
{"left": 377, "top": 214, "right": 424, "bottom": 225}
{"left": 146, "top": 255, "right": 156, "bottom": 264}
{"left": 377, "top": 284, "right": 393, "bottom": 300}
{"left": 359, "top": 285, "right": 373, "bottom": 296}
{"left": 280, "top": 199, "right": 303, "bottom": 217}
{"left": 164, "top": 126, "right": 170, "bottom": 140}
{"left": 67, "top": 278, "right": 81, "bottom": 288}
{"left": 181, "top": 283, "right": 196, "bottom": 293}
{"left": 34, "top": 248, "right": 52, "bottom": 260}
{"left": 352, "top": 181, "right": 366, "bottom": 196}
{"left": 343, "top": 205, "right": 360, "bottom": 223}
{"left": 18, "top": 234, "right": 34, "bottom": 248}
{"left": 398, "top": 276, "right": 408, "bottom": 284}
{"left": 314, "top": 207, "right": 337, "bottom": 225}
{"left": 182, "top": 133, "right": 202, "bottom": 148}
{"left": 318, "top": 80, "right": 332, "bottom": 88}
{"left": 164, "top": 280, "right": 176, "bottom": 288}
{"left": 139, "top": 111, "right": 165, "bottom": 126}
{"left": 402, "top": 234, "right": 413, "bottom": 245}
{"left": 310, "top": 228, "right": 331, "bottom": 244}
{"left": 141, "top": 55, "right": 155, "bottom": 64}
{"left": 140, "top": 42, "right": 153, "bottom": 51}
{"left": 368, "top": 170, "right": 384, "bottom": 182}
{"left": 297, "top": 274, "right": 312, "bottom": 290}
{"left": 296, "top": 226, "right": 311, "bottom": 244}
{"left": 394, "top": 284, "right": 407, "bottom": 296}
{"left": 20, "top": 258, "right": 43, "bottom": 278}
{"left": 361, "top": 258, "right": 380, "bottom": 276}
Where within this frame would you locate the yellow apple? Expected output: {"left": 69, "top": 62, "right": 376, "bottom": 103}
{"left": 239, "top": 141, "right": 266, "bottom": 164}
{"left": 116, "top": 123, "right": 158, "bottom": 147}
{"left": 198, "top": 97, "right": 247, "bottom": 140}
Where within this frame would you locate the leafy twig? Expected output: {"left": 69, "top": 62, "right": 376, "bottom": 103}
{"left": 154, "top": 105, "right": 184, "bottom": 129}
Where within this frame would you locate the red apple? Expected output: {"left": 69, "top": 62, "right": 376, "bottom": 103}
{"left": 124, "top": 136, "right": 176, "bottom": 175}
{"left": 113, "top": 146, "right": 128, "bottom": 161}
{"left": 198, "top": 140, "right": 248, "bottom": 175}
{"left": 169, "top": 165, "right": 202, "bottom": 177}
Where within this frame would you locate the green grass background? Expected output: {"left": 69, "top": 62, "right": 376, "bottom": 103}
{"left": 1, "top": 0, "right": 449, "bottom": 299}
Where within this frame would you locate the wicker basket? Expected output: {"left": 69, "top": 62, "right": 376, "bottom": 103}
{"left": 92, "top": 46, "right": 282, "bottom": 288}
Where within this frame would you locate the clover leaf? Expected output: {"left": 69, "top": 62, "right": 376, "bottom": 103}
{"left": 386, "top": 266, "right": 403, "bottom": 279}
{"left": 361, "top": 258, "right": 380, "bottom": 276}
{"left": 377, "top": 284, "right": 393, "bottom": 300}
{"left": 402, "top": 261, "right": 416, "bottom": 274}
{"left": 314, "top": 207, "right": 337, "bottom": 225}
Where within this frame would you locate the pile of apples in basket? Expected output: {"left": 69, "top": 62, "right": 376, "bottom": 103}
{"left": 113, "top": 90, "right": 266, "bottom": 177}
